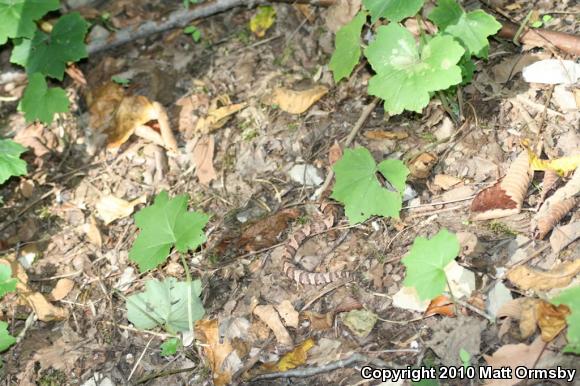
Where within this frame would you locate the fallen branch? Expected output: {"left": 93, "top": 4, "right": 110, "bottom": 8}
{"left": 497, "top": 21, "right": 580, "bottom": 56}
{"left": 250, "top": 353, "right": 403, "bottom": 381}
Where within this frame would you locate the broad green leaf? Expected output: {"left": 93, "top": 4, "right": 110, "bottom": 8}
{"left": 0, "top": 0, "right": 59, "bottom": 44}
{"left": 363, "top": 0, "right": 424, "bottom": 23}
{"left": 428, "top": 0, "right": 501, "bottom": 58}
{"left": 329, "top": 11, "right": 366, "bottom": 83}
{"left": 0, "top": 265, "right": 17, "bottom": 298}
{"left": 0, "top": 139, "right": 27, "bottom": 184}
{"left": 402, "top": 229, "right": 460, "bottom": 301}
{"left": 18, "top": 73, "right": 69, "bottom": 124}
{"left": 0, "top": 321, "right": 15, "bottom": 352}
{"left": 126, "top": 278, "right": 205, "bottom": 333}
{"left": 331, "top": 147, "right": 409, "bottom": 224}
{"left": 365, "top": 23, "right": 464, "bottom": 114}
{"left": 160, "top": 337, "right": 181, "bottom": 356}
{"left": 552, "top": 286, "right": 580, "bottom": 354}
{"left": 129, "top": 191, "right": 209, "bottom": 273}
{"left": 427, "top": 0, "right": 462, "bottom": 30}
{"left": 11, "top": 12, "right": 89, "bottom": 80}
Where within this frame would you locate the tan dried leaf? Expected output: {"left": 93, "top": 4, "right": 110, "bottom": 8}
{"left": 192, "top": 135, "right": 217, "bottom": 186}
{"left": 253, "top": 304, "right": 293, "bottom": 346}
{"left": 471, "top": 152, "right": 532, "bottom": 221}
{"left": 324, "top": 0, "right": 361, "bottom": 33}
{"left": 364, "top": 130, "right": 409, "bottom": 140}
{"left": 433, "top": 174, "right": 462, "bottom": 190}
{"left": 483, "top": 337, "right": 546, "bottom": 386}
{"left": 81, "top": 215, "right": 102, "bottom": 248}
{"left": 301, "top": 310, "right": 334, "bottom": 331}
{"left": 537, "top": 301, "right": 570, "bottom": 342}
{"left": 408, "top": 152, "right": 438, "bottom": 179}
{"left": 195, "top": 96, "right": 246, "bottom": 133}
{"left": 549, "top": 221, "right": 580, "bottom": 254}
{"left": 275, "top": 300, "right": 299, "bottom": 329}
{"left": 507, "top": 260, "right": 580, "bottom": 291}
{"left": 49, "top": 278, "right": 75, "bottom": 301}
{"left": 26, "top": 292, "right": 69, "bottom": 321}
{"left": 328, "top": 141, "right": 342, "bottom": 165}
{"left": 95, "top": 195, "right": 147, "bottom": 225}
{"left": 270, "top": 86, "right": 328, "bottom": 114}
{"left": 195, "top": 319, "right": 235, "bottom": 386}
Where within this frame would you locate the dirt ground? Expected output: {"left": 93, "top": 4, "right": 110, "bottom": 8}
{"left": 0, "top": 0, "right": 578, "bottom": 385}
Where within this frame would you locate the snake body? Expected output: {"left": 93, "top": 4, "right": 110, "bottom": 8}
{"left": 281, "top": 202, "right": 352, "bottom": 285}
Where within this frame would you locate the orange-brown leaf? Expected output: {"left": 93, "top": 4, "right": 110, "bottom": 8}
{"left": 425, "top": 295, "right": 455, "bottom": 317}
{"left": 537, "top": 301, "right": 570, "bottom": 342}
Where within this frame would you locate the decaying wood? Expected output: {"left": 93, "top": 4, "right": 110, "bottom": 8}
{"left": 498, "top": 21, "right": 580, "bottom": 56}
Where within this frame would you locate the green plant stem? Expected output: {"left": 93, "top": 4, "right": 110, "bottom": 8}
{"left": 179, "top": 253, "right": 194, "bottom": 333}
{"left": 514, "top": 10, "right": 533, "bottom": 46}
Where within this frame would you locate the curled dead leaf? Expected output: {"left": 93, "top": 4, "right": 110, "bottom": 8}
{"left": 364, "top": 130, "right": 409, "bottom": 140}
{"left": 408, "top": 152, "right": 437, "bottom": 179}
{"left": 95, "top": 195, "right": 147, "bottom": 225}
{"left": 328, "top": 141, "right": 342, "bottom": 165}
{"left": 324, "top": 0, "right": 361, "bottom": 33}
{"left": 507, "top": 260, "right": 580, "bottom": 292}
{"left": 470, "top": 152, "right": 532, "bottom": 221}
{"left": 49, "top": 278, "right": 75, "bottom": 301}
{"left": 192, "top": 135, "right": 217, "bottom": 186}
{"left": 537, "top": 301, "right": 570, "bottom": 342}
{"left": 495, "top": 297, "right": 542, "bottom": 339}
{"left": 425, "top": 295, "right": 455, "bottom": 317}
{"left": 194, "top": 319, "right": 236, "bottom": 386}
{"left": 270, "top": 86, "right": 328, "bottom": 114}
{"left": 274, "top": 338, "right": 315, "bottom": 372}
{"left": 195, "top": 95, "right": 246, "bottom": 134}
{"left": 549, "top": 221, "right": 580, "bottom": 254}
{"left": 275, "top": 300, "right": 299, "bottom": 329}
{"left": 301, "top": 310, "right": 334, "bottom": 331}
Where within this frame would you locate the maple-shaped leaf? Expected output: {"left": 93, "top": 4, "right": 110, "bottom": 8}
{"left": 160, "top": 337, "right": 181, "bottom": 356}
{"left": 329, "top": 11, "right": 366, "bottom": 83}
{"left": 365, "top": 23, "right": 464, "bottom": 114}
{"left": 0, "top": 139, "right": 27, "bottom": 184}
{"left": 11, "top": 12, "right": 88, "bottom": 80}
{"left": 0, "top": 0, "right": 59, "bottom": 44}
{"left": 129, "top": 191, "right": 209, "bottom": 273}
{"left": 552, "top": 286, "right": 580, "bottom": 354}
{"left": 18, "top": 73, "right": 69, "bottom": 124}
{"left": 0, "top": 321, "right": 15, "bottom": 352}
{"left": 363, "top": 0, "right": 425, "bottom": 23}
{"left": 127, "top": 278, "right": 205, "bottom": 333}
{"left": 331, "top": 147, "right": 409, "bottom": 224}
{"left": 402, "top": 229, "right": 460, "bottom": 301}
{"left": 0, "top": 265, "right": 17, "bottom": 299}
{"left": 428, "top": 0, "right": 501, "bottom": 58}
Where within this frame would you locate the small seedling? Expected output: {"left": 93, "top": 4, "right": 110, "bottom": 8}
{"left": 531, "top": 14, "right": 552, "bottom": 28}
{"left": 184, "top": 25, "right": 202, "bottom": 43}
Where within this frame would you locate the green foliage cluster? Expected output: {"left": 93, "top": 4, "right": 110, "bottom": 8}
{"left": 0, "top": 265, "right": 17, "bottom": 352}
{"left": 329, "top": 0, "right": 501, "bottom": 114}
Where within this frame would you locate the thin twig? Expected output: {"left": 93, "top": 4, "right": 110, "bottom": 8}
{"left": 313, "top": 98, "right": 380, "bottom": 199}
{"left": 128, "top": 337, "right": 154, "bottom": 381}
{"left": 250, "top": 353, "right": 403, "bottom": 381}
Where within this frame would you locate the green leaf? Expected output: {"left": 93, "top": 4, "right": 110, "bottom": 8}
{"left": 0, "top": 321, "right": 15, "bottom": 352}
{"left": 329, "top": 11, "right": 366, "bottom": 83}
{"left": 363, "top": 0, "right": 425, "bottom": 23}
{"left": 427, "top": 0, "right": 462, "bottom": 30}
{"left": 111, "top": 75, "right": 130, "bottom": 85}
{"left": 129, "top": 191, "right": 209, "bottom": 273}
{"left": 402, "top": 229, "right": 460, "bottom": 301}
{"left": 18, "top": 73, "right": 69, "bottom": 124}
{"left": 0, "top": 265, "right": 17, "bottom": 299}
{"left": 331, "top": 147, "right": 409, "bottom": 224}
{"left": 365, "top": 23, "right": 464, "bottom": 114}
{"left": 552, "top": 286, "right": 580, "bottom": 354}
{"left": 428, "top": 0, "right": 501, "bottom": 58}
{"left": 184, "top": 26, "right": 201, "bottom": 42}
{"left": 160, "top": 337, "right": 181, "bottom": 356}
{"left": 11, "top": 12, "right": 89, "bottom": 80}
{"left": 0, "top": 0, "right": 59, "bottom": 44}
{"left": 126, "top": 278, "right": 205, "bottom": 333}
{"left": 0, "top": 139, "right": 27, "bottom": 184}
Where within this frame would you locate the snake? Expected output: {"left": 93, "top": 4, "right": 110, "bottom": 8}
{"left": 281, "top": 201, "right": 352, "bottom": 285}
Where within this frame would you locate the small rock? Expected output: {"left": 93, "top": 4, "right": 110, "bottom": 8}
{"left": 288, "top": 164, "right": 324, "bottom": 186}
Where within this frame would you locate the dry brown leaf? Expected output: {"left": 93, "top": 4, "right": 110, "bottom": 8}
{"left": 324, "top": 0, "right": 361, "bottom": 33}
{"left": 550, "top": 221, "right": 580, "bottom": 254}
{"left": 192, "top": 135, "right": 217, "bottom": 186}
{"left": 537, "top": 301, "right": 570, "bottom": 342}
{"left": 328, "top": 141, "right": 342, "bottom": 165}
{"left": 496, "top": 298, "right": 541, "bottom": 339}
{"left": 425, "top": 295, "right": 456, "bottom": 317}
{"left": 81, "top": 215, "right": 102, "bottom": 248}
{"left": 491, "top": 53, "right": 548, "bottom": 83}
{"left": 95, "top": 194, "right": 146, "bottom": 225}
{"left": 270, "top": 86, "right": 328, "bottom": 114}
{"left": 533, "top": 197, "right": 577, "bottom": 239}
{"left": 471, "top": 151, "right": 532, "bottom": 221}
{"left": 195, "top": 95, "right": 246, "bottom": 133}
{"left": 408, "top": 152, "right": 437, "bottom": 179}
{"left": 334, "top": 296, "right": 363, "bottom": 314}
{"left": 301, "top": 310, "right": 334, "bottom": 331}
{"left": 195, "top": 319, "right": 236, "bottom": 386}
{"left": 507, "top": 260, "right": 580, "bottom": 291}
{"left": 175, "top": 93, "right": 209, "bottom": 135}
{"left": 275, "top": 300, "right": 299, "bottom": 329}
{"left": 49, "top": 278, "right": 74, "bottom": 301}
{"left": 13, "top": 122, "right": 58, "bottom": 157}
{"left": 253, "top": 304, "right": 293, "bottom": 347}
{"left": 433, "top": 174, "right": 462, "bottom": 190}
{"left": 364, "top": 130, "right": 409, "bottom": 140}
{"left": 26, "top": 292, "right": 69, "bottom": 321}
{"left": 294, "top": 4, "right": 315, "bottom": 22}
{"left": 274, "top": 338, "right": 315, "bottom": 371}
{"left": 483, "top": 336, "right": 546, "bottom": 386}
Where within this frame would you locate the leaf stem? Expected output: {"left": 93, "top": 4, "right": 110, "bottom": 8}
{"left": 179, "top": 253, "right": 194, "bottom": 333}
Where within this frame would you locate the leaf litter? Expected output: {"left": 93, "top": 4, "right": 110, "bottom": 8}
{"left": 0, "top": 1, "right": 579, "bottom": 385}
